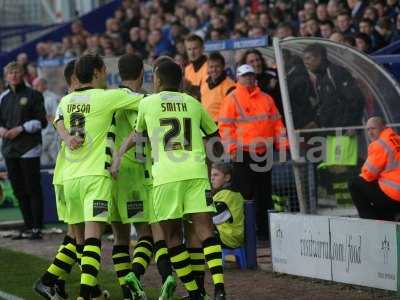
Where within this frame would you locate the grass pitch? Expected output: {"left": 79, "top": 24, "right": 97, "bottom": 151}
{"left": 0, "top": 247, "right": 177, "bottom": 300}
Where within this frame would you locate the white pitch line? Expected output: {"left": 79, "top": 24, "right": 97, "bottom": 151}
{"left": 0, "top": 290, "right": 24, "bottom": 300}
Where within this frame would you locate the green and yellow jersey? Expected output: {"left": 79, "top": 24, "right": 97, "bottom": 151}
{"left": 55, "top": 87, "right": 143, "bottom": 181}
{"left": 135, "top": 90, "right": 218, "bottom": 186}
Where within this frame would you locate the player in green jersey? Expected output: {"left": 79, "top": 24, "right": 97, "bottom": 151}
{"left": 53, "top": 54, "right": 143, "bottom": 300}
{"left": 108, "top": 53, "right": 146, "bottom": 300}
{"left": 111, "top": 54, "right": 175, "bottom": 300}
{"left": 112, "top": 61, "right": 226, "bottom": 300}
{"left": 34, "top": 59, "right": 90, "bottom": 300}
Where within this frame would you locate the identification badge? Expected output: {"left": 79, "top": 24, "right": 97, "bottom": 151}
{"left": 19, "top": 97, "right": 28, "bottom": 106}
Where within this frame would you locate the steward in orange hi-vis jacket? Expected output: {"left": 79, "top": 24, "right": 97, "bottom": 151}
{"left": 200, "top": 52, "right": 235, "bottom": 122}
{"left": 218, "top": 64, "right": 288, "bottom": 241}
{"left": 184, "top": 34, "right": 208, "bottom": 95}
{"left": 218, "top": 81, "right": 288, "bottom": 155}
{"left": 349, "top": 117, "right": 400, "bottom": 221}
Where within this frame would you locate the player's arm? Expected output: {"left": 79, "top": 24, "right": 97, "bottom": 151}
{"left": 200, "top": 106, "right": 224, "bottom": 159}
{"left": 111, "top": 100, "right": 147, "bottom": 178}
{"left": 109, "top": 131, "right": 139, "bottom": 178}
{"left": 53, "top": 105, "right": 83, "bottom": 150}
{"left": 107, "top": 89, "right": 143, "bottom": 112}
{"left": 212, "top": 202, "right": 232, "bottom": 225}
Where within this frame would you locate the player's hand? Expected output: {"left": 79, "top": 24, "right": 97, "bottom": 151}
{"left": 0, "top": 127, "right": 8, "bottom": 138}
{"left": 110, "top": 155, "right": 121, "bottom": 179}
{"left": 66, "top": 135, "right": 83, "bottom": 150}
{"left": 4, "top": 126, "right": 23, "bottom": 140}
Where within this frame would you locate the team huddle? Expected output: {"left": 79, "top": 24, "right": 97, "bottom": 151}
{"left": 34, "top": 53, "right": 226, "bottom": 300}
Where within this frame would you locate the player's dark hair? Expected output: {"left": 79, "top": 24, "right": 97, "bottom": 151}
{"left": 118, "top": 53, "right": 143, "bottom": 81}
{"left": 152, "top": 55, "right": 174, "bottom": 72}
{"left": 74, "top": 53, "right": 105, "bottom": 84}
{"left": 64, "top": 59, "right": 76, "bottom": 86}
{"left": 156, "top": 61, "right": 182, "bottom": 90}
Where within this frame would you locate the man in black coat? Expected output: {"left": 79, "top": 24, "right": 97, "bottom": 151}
{"left": 303, "top": 43, "right": 365, "bottom": 128}
{"left": 0, "top": 62, "right": 47, "bottom": 239}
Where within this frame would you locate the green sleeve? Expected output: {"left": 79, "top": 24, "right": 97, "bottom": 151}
{"left": 125, "top": 110, "right": 138, "bottom": 128}
{"left": 107, "top": 89, "right": 143, "bottom": 111}
{"left": 200, "top": 104, "right": 218, "bottom": 136}
{"left": 135, "top": 101, "right": 147, "bottom": 133}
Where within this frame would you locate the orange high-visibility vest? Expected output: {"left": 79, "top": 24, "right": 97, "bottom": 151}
{"left": 185, "top": 60, "right": 208, "bottom": 87}
{"left": 218, "top": 82, "right": 288, "bottom": 154}
{"left": 200, "top": 76, "right": 235, "bottom": 122}
{"left": 361, "top": 127, "right": 400, "bottom": 201}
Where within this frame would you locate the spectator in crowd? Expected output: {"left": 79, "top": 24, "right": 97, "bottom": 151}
{"left": 349, "top": 116, "right": 400, "bottom": 221}
{"left": 211, "top": 162, "right": 244, "bottom": 249}
{"left": 354, "top": 32, "right": 373, "bottom": 53}
{"left": 392, "top": 13, "right": 400, "bottom": 42}
{"left": 275, "top": 22, "right": 295, "bottom": 40}
{"left": 327, "top": 0, "right": 341, "bottom": 19}
{"left": 373, "top": 0, "right": 386, "bottom": 18}
{"left": 31, "top": 0, "right": 399, "bottom": 69}
{"left": 70, "top": 19, "right": 90, "bottom": 41}
{"left": 25, "top": 63, "right": 38, "bottom": 86}
{"left": 336, "top": 11, "right": 356, "bottom": 36}
{"left": 306, "top": 17, "right": 321, "bottom": 37}
{"left": 359, "top": 18, "right": 385, "bottom": 50}
{"left": 347, "top": 0, "right": 368, "bottom": 22}
{"left": 386, "top": 0, "right": 399, "bottom": 19}
{"left": 343, "top": 35, "right": 357, "bottom": 47}
{"left": 363, "top": 5, "right": 379, "bottom": 23}
{"left": 218, "top": 64, "right": 288, "bottom": 241}
{"left": 330, "top": 32, "right": 346, "bottom": 44}
{"left": 376, "top": 17, "right": 393, "bottom": 45}
{"left": 16, "top": 53, "right": 29, "bottom": 71}
{"left": 105, "top": 17, "right": 122, "bottom": 40}
{"left": 299, "top": 22, "right": 309, "bottom": 36}
{"left": 184, "top": 34, "right": 208, "bottom": 98}
{"left": 0, "top": 79, "right": 5, "bottom": 94}
{"left": 320, "top": 20, "right": 335, "bottom": 39}
{"left": 316, "top": 3, "right": 330, "bottom": 22}
{"left": 200, "top": 52, "right": 235, "bottom": 122}
{"left": 302, "top": 43, "right": 365, "bottom": 128}
{"left": 240, "top": 49, "right": 283, "bottom": 116}
{"left": 128, "top": 27, "right": 147, "bottom": 58}
{"left": 304, "top": 0, "right": 317, "bottom": 15}
{"left": 32, "top": 77, "right": 60, "bottom": 166}
{"left": 29, "top": 0, "right": 399, "bottom": 68}
{"left": 0, "top": 62, "right": 47, "bottom": 239}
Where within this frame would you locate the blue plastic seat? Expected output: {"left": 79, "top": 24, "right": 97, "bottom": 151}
{"left": 221, "top": 200, "right": 257, "bottom": 270}
{"left": 222, "top": 246, "right": 247, "bottom": 269}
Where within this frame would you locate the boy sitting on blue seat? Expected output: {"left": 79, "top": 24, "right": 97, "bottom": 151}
{"left": 211, "top": 162, "right": 245, "bottom": 249}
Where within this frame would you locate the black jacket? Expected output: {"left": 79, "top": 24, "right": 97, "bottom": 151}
{"left": 314, "top": 61, "right": 365, "bottom": 128}
{"left": 0, "top": 82, "right": 47, "bottom": 158}
{"left": 257, "top": 69, "right": 284, "bottom": 117}
{"left": 286, "top": 58, "right": 316, "bottom": 129}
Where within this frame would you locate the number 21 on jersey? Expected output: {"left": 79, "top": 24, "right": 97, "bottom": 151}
{"left": 160, "top": 117, "right": 192, "bottom": 151}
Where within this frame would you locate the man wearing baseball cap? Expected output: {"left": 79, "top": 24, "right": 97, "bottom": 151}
{"left": 218, "top": 63, "right": 288, "bottom": 242}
